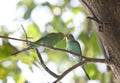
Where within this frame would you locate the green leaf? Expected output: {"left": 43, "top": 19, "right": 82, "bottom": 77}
{"left": 17, "top": 0, "right": 36, "bottom": 19}
{"left": 16, "top": 74, "right": 25, "bottom": 83}
{"left": 46, "top": 49, "right": 68, "bottom": 64}
{"left": 85, "top": 63, "right": 101, "bottom": 79}
{"left": 55, "top": 38, "right": 66, "bottom": 49}
{"left": 0, "top": 67, "right": 7, "bottom": 79}
{"left": 79, "top": 30, "right": 102, "bottom": 57}
{"left": 0, "top": 41, "right": 18, "bottom": 59}
{"left": 72, "top": 7, "right": 81, "bottom": 14}
{"left": 27, "top": 23, "right": 41, "bottom": 41}
{"left": 19, "top": 54, "right": 33, "bottom": 65}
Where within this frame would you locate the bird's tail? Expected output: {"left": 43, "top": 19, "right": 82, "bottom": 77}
{"left": 11, "top": 47, "right": 31, "bottom": 55}
{"left": 82, "top": 66, "right": 90, "bottom": 80}
{"left": 78, "top": 55, "right": 90, "bottom": 80}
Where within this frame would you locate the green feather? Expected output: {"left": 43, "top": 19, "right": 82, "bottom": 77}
{"left": 12, "top": 32, "right": 64, "bottom": 55}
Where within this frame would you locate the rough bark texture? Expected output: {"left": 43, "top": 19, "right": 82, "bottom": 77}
{"left": 80, "top": 0, "right": 120, "bottom": 81}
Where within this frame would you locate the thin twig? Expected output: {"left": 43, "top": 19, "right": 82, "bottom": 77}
{"left": 35, "top": 48, "right": 60, "bottom": 78}
{"left": 21, "top": 25, "right": 29, "bottom": 44}
{"left": 53, "top": 58, "right": 106, "bottom": 83}
{"left": 80, "top": 0, "right": 102, "bottom": 24}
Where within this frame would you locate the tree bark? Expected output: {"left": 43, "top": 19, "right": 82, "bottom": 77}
{"left": 80, "top": 0, "right": 120, "bottom": 81}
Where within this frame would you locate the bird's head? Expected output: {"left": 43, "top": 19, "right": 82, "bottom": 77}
{"left": 66, "top": 34, "right": 75, "bottom": 40}
{"left": 58, "top": 32, "right": 66, "bottom": 38}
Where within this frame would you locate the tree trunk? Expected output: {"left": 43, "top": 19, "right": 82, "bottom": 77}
{"left": 80, "top": 0, "right": 120, "bottom": 81}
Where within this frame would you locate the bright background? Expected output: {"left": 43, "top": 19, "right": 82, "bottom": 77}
{"left": 0, "top": 0, "right": 112, "bottom": 83}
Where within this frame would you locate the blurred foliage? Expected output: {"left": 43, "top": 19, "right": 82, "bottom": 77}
{"left": 27, "top": 23, "right": 41, "bottom": 41}
{"left": 0, "top": 0, "right": 113, "bottom": 83}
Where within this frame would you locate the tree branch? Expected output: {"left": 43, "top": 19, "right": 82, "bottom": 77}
{"left": 21, "top": 27, "right": 60, "bottom": 78}
{"left": 80, "top": 0, "right": 102, "bottom": 24}
{"left": 35, "top": 48, "right": 60, "bottom": 78}
{"left": 21, "top": 25, "right": 29, "bottom": 45}
{"left": 53, "top": 58, "right": 106, "bottom": 83}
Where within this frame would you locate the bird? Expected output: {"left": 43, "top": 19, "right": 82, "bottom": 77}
{"left": 11, "top": 32, "right": 65, "bottom": 55}
{"left": 66, "top": 34, "right": 90, "bottom": 80}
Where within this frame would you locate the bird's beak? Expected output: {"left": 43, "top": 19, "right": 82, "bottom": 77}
{"left": 65, "top": 33, "right": 70, "bottom": 37}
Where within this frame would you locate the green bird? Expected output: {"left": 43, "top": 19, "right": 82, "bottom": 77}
{"left": 12, "top": 32, "right": 65, "bottom": 55}
{"left": 66, "top": 34, "right": 90, "bottom": 80}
